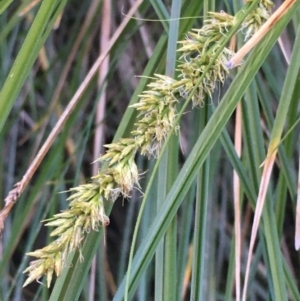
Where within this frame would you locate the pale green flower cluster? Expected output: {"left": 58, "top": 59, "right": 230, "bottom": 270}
{"left": 23, "top": 183, "right": 108, "bottom": 287}
{"left": 244, "top": 0, "right": 274, "bottom": 40}
{"left": 177, "top": 12, "right": 236, "bottom": 106}
{"left": 131, "top": 74, "right": 182, "bottom": 156}
{"left": 23, "top": 0, "right": 274, "bottom": 287}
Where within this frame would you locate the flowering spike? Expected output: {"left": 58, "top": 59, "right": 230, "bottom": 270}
{"left": 24, "top": 1, "right": 274, "bottom": 287}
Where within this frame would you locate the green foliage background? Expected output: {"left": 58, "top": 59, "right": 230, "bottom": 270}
{"left": 0, "top": 0, "right": 299, "bottom": 300}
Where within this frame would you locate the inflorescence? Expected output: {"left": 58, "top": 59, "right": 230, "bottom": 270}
{"left": 23, "top": 0, "right": 274, "bottom": 287}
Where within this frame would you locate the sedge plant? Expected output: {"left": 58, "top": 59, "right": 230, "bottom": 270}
{"left": 22, "top": 0, "right": 276, "bottom": 290}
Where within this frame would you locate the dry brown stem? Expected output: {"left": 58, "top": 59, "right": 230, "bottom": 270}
{"left": 228, "top": 0, "right": 297, "bottom": 68}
